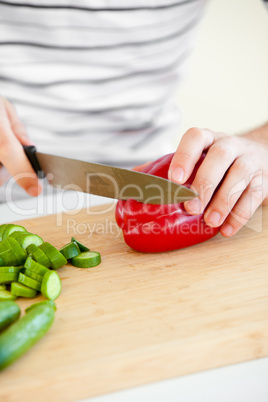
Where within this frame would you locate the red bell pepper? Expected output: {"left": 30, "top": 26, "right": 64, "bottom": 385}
{"left": 115, "top": 153, "right": 219, "bottom": 252}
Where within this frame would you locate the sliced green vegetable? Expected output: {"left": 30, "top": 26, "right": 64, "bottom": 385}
{"left": 25, "top": 300, "right": 56, "bottom": 314}
{"left": 6, "top": 238, "right": 27, "bottom": 265}
{"left": 0, "top": 267, "right": 22, "bottom": 276}
{"left": 39, "top": 243, "right": 67, "bottom": 270}
{"left": 0, "top": 225, "right": 8, "bottom": 242}
{"left": 0, "top": 290, "right": 17, "bottom": 301}
{"left": 0, "top": 266, "right": 22, "bottom": 274}
{"left": 0, "top": 240, "right": 9, "bottom": 253}
{"left": 26, "top": 244, "right": 50, "bottom": 268}
{"left": 71, "top": 237, "right": 90, "bottom": 252}
{"left": 41, "top": 271, "right": 61, "bottom": 301}
{"left": 9, "top": 231, "right": 24, "bottom": 240}
{"left": 0, "top": 249, "right": 17, "bottom": 267}
{"left": 0, "top": 301, "right": 20, "bottom": 332}
{"left": 0, "top": 285, "right": 6, "bottom": 290}
{"left": 2, "top": 224, "right": 27, "bottom": 240}
{"left": 0, "top": 272, "right": 19, "bottom": 284}
{"left": 0, "top": 239, "right": 20, "bottom": 266}
{"left": 18, "top": 273, "right": 41, "bottom": 291}
{"left": 3, "top": 242, "right": 19, "bottom": 267}
{"left": 24, "top": 269, "right": 43, "bottom": 283}
{"left": 16, "top": 233, "right": 44, "bottom": 250}
{"left": 71, "top": 251, "right": 101, "bottom": 268}
{"left": 0, "top": 304, "right": 55, "bottom": 370}
{"left": 24, "top": 256, "right": 49, "bottom": 276}
{"left": 11, "top": 282, "right": 37, "bottom": 298}
{"left": 60, "top": 242, "right": 80, "bottom": 259}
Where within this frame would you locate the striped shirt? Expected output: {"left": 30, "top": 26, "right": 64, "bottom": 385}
{"left": 1, "top": 1, "right": 266, "bottom": 168}
{"left": 0, "top": 0, "right": 206, "bottom": 167}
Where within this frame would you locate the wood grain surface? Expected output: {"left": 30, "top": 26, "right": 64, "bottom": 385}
{"left": 0, "top": 204, "right": 268, "bottom": 402}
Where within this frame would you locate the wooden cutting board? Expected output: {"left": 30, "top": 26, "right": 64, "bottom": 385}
{"left": 1, "top": 204, "right": 268, "bottom": 402}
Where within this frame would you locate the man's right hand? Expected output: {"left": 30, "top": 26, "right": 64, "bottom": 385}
{"left": 0, "top": 96, "right": 42, "bottom": 196}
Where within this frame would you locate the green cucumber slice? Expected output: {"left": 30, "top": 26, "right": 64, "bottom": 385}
{"left": 18, "top": 273, "right": 41, "bottom": 291}
{"left": 71, "top": 251, "right": 101, "bottom": 268}
{"left": 41, "top": 271, "right": 61, "bottom": 301}
{"left": 39, "top": 243, "right": 67, "bottom": 270}
{"left": 0, "top": 290, "right": 17, "bottom": 301}
{"left": 0, "top": 240, "right": 9, "bottom": 253}
{"left": 0, "top": 225, "right": 8, "bottom": 242}
{"left": 24, "top": 256, "right": 49, "bottom": 276}
{"left": 26, "top": 244, "right": 50, "bottom": 268}
{"left": 0, "top": 266, "right": 22, "bottom": 274}
{"left": 16, "top": 233, "right": 44, "bottom": 250}
{"left": 0, "top": 301, "right": 20, "bottom": 332}
{"left": 25, "top": 300, "right": 56, "bottom": 314}
{"left": 0, "top": 304, "right": 55, "bottom": 370}
{"left": 0, "top": 240, "right": 19, "bottom": 265}
{"left": 0, "top": 285, "right": 6, "bottom": 290}
{"left": 9, "top": 231, "right": 24, "bottom": 240}
{"left": 71, "top": 237, "right": 90, "bottom": 252}
{"left": 0, "top": 249, "right": 18, "bottom": 267}
{"left": 11, "top": 282, "right": 37, "bottom": 298}
{"left": 60, "top": 242, "right": 80, "bottom": 259}
{"left": 6, "top": 238, "right": 27, "bottom": 265}
{"left": 24, "top": 269, "right": 43, "bottom": 283}
{"left": 0, "top": 272, "right": 19, "bottom": 284}
{"left": 2, "top": 224, "right": 27, "bottom": 240}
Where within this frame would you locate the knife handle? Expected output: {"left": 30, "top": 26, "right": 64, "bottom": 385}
{"left": 23, "top": 145, "right": 45, "bottom": 179}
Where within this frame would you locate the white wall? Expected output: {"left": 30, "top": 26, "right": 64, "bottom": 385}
{"left": 176, "top": 0, "right": 268, "bottom": 139}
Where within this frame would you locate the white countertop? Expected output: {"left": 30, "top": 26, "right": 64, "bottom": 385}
{"left": 1, "top": 191, "right": 268, "bottom": 402}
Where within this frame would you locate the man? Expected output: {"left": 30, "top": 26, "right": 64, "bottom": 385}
{"left": 0, "top": 0, "right": 267, "bottom": 238}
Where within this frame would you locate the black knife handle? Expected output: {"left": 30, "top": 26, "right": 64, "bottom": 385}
{"left": 23, "top": 145, "right": 45, "bottom": 179}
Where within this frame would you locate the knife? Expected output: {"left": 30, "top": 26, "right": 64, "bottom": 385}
{"left": 23, "top": 146, "right": 198, "bottom": 205}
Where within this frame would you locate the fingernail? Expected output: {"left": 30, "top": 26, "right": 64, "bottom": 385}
{"left": 221, "top": 224, "right": 234, "bottom": 237}
{"left": 185, "top": 198, "right": 202, "bottom": 214}
{"left": 27, "top": 186, "right": 39, "bottom": 197}
{"left": 205, "top": 211, "right": 222, "bottom": 227}
{"left": 170, "top": 167, "right": 184, "bottom": 183}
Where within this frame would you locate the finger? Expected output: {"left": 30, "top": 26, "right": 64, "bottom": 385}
{"left": 3, "top": 99, "right": 32, "bottom": 145}
{"left": 220, "top": 173, "right": 266, "bottom": 237}
{"left": 203, "top": 155, "right": 257, "bottom": 227}
{"left": 132, "top": 161, "right": 152, "bottom": 172}
{"left": 185, "top": 137, "right": 243, "bottom": 215}
{"left": 168, "top": 127, "right": 221, "bottom": 184}
{"left": 0, "top": 103, "right": 42, "bottom": 196}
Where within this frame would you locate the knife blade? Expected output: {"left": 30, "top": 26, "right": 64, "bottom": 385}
{"left": 24, "top": 146, "right": 198, "bottom": 205}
